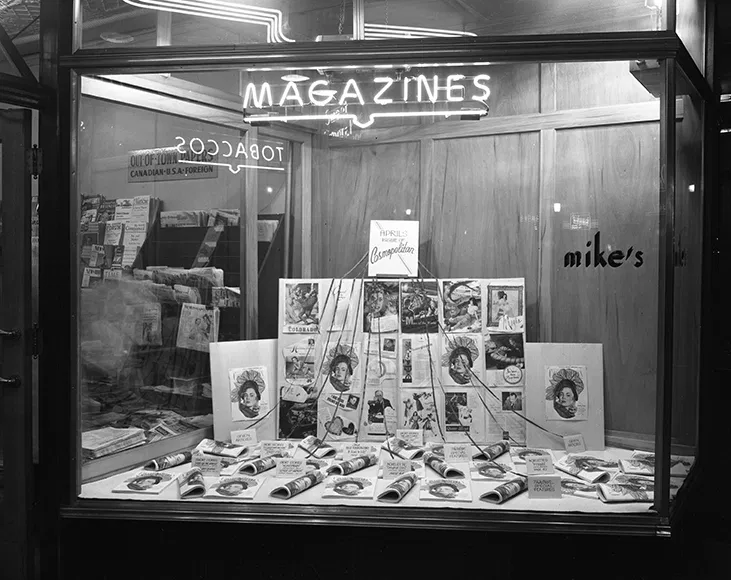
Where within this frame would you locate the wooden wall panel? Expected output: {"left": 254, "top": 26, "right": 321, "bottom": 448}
{"left": 484, "top": 64, "right": 540, "bottom": 117}
{"left": 429, "top": 133, "right": 541, "bottom": 339}
{"left": 318, "top": 141, "right": 421, "bottom": 277}
{"left": 555, "top": 61, "right": 656, "bottom": 111}
{"left": 550, "top": 123, "right": 660, "bottom": 436}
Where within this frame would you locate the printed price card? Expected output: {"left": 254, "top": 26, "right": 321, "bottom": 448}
{"left": 396, "top": 429, "right": 424, "bottom": 447}
{"left": 261, "top": 440, "right": 293, "bottom": 458}
{"left": 342, "top": 443, "right": 377, "bottom": 461}
{"left": 275, "top": 458, "right": 307, "bottom": 479}
{"left": 382, "top": 459, "right": 414, "bottom": 480}
{"left": 231, "top": 429, "right": 258, "bottom": 447}
{"left": 563, "top": 434, "right": 587, "bottom": 454}
{"left": 444, "top": 444, "right": 472, "bottom": 464}
{"left": 191, "top": 453, "right": 222, "bottom": 475}
{"left": 525, "top": 455, "right": 555, "bottom": 475}
{"left": 527, "top": 475, "right": 562, "bottom": 499}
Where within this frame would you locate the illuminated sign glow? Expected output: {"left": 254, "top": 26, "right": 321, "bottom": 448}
{"left": 173, "top": 136, "right": 286, "bottom": 174}
{"left": 242, "top": 73, "right": 490, "bottom": 128}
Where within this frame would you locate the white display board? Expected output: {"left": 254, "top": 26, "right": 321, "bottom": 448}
{"left": 525, "top": 343, "right": 604, "bottom": 451}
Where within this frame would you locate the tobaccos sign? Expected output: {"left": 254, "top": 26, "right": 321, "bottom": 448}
{"left": 243, "top": 71, "right": 491, "bottom": 128}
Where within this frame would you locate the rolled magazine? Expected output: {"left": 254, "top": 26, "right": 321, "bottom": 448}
{"left": 326, "top": 454, "right": 378, "bottom": 476}
{"left": 472, "top": 441, "right": 510, "bottom": 462}
{"left": 145, "top": 451, "right": 192, "bottom": 471}
{"left": 554, "top": 454, "right": 617, "bottom": 484}
{"left": 381, "top": 436, "right": 426, "bottom": 460}
{"left": 423, "top": 451, "right": 465, "bottom": 479}
{"left": 479, "top": 477, "right": 528, "bottom": 504}
{"left": 195, "top": 438, "right": 250, "bottom": 458}
{"left": 270, "top": 470, "right": 325, "bottom": 499}
{"left": 299, "top": 435, "right": 337, "bottom": 458}
{"left": 237, "top": 454, "right": 283, "bottom": 476}
{"left": 377, "top": 472, "right": 419, "bottom": 503}
{"left": 178, "top": 468, "right": 206, "bottom": 498}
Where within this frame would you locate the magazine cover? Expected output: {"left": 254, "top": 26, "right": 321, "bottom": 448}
{"left": 282, "top": 338, "right": 317, "bottom": 398}
{"left": 443, "top": 389, "right": 486, "bottom": 443}
{"left": 400, "top": 335, "right": 439, "bottom": 388}
{"left": 363, "top": 280, "right": 399, "bottom": 333}
{"left": 178, "top": 468, "right": 206, "bottom": 498}
{"left": 486, "top": 283, "right": 525, "bottom": 332}
{"left": 176, "top": 303, "right": 219, "bottom": 353}
{"left": 554, "top": 454, "right": 618, "bottom": 483}
{"left": 299, "top": 435, "right": 337, "bottom": 458}
{"left": 470, "top": 461, "right": 512, "bottom": 481}
{"left": 322, "top": 476, "right": 377, "bottom": 499}
{"left": 472, "top": 440, "right": 510, "bottom": 462}
{"left": 420, "top": 478, "right": 472, "bottom": 502}
{"left": 400, "top": 280, "right": 438, "bottom": 334}
{"left": 363, "top": 387, "right": 397, "bottom": 439}
{"left": 320, "top": 341, "right": 360, "bottom": 393}
{"left": 283, "top": 281, "right": 320, "bottom": 333}
{"left": 326, "top": 454, "right": 378, "bottom": 476}
{"left": 376, "top": 472, "right": 419, "bottom": 503}
{"left": 112, "top": 471, "right": 176, "bottom": 495}
{"left": 320, "top": 279, "right": 359, "bottom": 333}
{"left": 400, "top": 389, "right": 441, "bottom": 442}
{"left": 229, "top": 366, "right": 270, "bottom": 421}
{"left": 423, "top": 451, "right": 465, "bottom": 479}
{"left": 381, "top": 436, "right": 426, "bottom": 460}
{"left": 441, "top": 334, "right": 483, "bottom": 386}
{"left": 441, "top": 280, "right": 482, "bottom": 333}
{"left": 318, "top": 403, "right": 360, "bottom": 442}
{"left": 204, "top": 476, "right": 262, "bottom": 500}
{"left": 484, "top": 333, "right": 525, "bottom": 387}
{"left": 363, "top": 335, "right": 398, "bottom": 388}
{"left": 545, "top": 366, "right": 588, "bottom": 421}
{"left": 480, "top": 477, "right": 528, "bottom": 504}
{"left": 270, "top": 470, "right": 325, "bottom": 499}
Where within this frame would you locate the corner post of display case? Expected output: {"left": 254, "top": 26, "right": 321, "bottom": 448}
{"left": 664, "top": 0, "right": 677, "bottom": 31}
{"left": 655, "top": 58, "right": 677, "bottom": 519}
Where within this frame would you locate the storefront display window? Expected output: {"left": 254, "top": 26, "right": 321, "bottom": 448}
{"left": 74, "top": 56, "right": 699, "bottom": 518}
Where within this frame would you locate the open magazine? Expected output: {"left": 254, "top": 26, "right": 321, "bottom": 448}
{"left": 178, "top": 468, "right": 206, "bottom": 498}
{"left": 322, "top": 476, "right": 377, "bottom": 499}
{"left": 145, "top": 451, "right": 192, "bottom": 471}
{"left": 299, "top": 435, "right": 337, "bottom": 458}
{"left": 423, "top": 451, "right": 465, "bottom": 479}
{"left": 472, "top": 440, "right": 510, "bottom": 461}
{"left": 376, "top": 472, "right": 419, "bottom": 503}
{"left": 204, "top": 476, "right": 263, "bottom": 500}
{"left": 381, "top": 436, "right": 426, "bottom": 460}
{"left": 479, "top": 477, "right": 528, "bottom": 504}
{"left": 554, "top": 454, "right": 618, "bottom": 483}
{"left": 326, "top": 454, "right": 378, "bottom": 476}
{"left": 112, "top": 471, "right": 177, "bottom": 495}
{"left": 270, "top": 470, "right": 325, "bottom": 499}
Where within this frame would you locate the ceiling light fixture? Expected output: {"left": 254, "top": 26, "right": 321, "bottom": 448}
{"left": 281, "top": 74, "right": 310, "bottom": 82}
{"left": 123, "top": 0, "right": 294, "bottom": 43}
{"left": 364, "top": 23, "right": 476, "bottom": 39}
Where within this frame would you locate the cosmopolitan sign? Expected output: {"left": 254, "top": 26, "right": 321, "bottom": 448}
{"left": 242, "top": 73, "right": 490, "bottom": 128}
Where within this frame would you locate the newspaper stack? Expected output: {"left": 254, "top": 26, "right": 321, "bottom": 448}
{"left": 81, "top": 426, "right": 146, "bottom": 459}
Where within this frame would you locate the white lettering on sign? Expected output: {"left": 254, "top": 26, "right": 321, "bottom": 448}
{"left": 242, "top": 73, "right": 491, "bottom": 129}
{"left": 173, "top": 136, "right": 286, "bottom": 175}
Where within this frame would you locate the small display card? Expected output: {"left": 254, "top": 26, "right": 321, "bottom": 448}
{"left": 444, "top": 444, "right": 472, "bottom": 464}
{"left": 563, "top": 434, "right": 587, "bottom": 453}
{"left": 231, "top": 429, "right": 258, "bottom": 447}
{"left": 342, "top": 443, "right": 378, "bottom": 461}
{"left": 191, "top": 453, "right": 222, "bottom": 475}
{"left": 381, "top": 459, "right": 414, "bottom": 480}
{"left": 396, "top": 429, "right": 424, "bottom": 447}
{"left": 261, "top": 440, "right": 294, "bottom": 458}
{"left": 525, "top": 455, "right": 555, "bottom": 475}
{"left": 275, "top": 458, "right": 307, "bottom": 479}
{"left": 527, "top": 475, "right": 562, "bottom": 499}
{"left": 367, "top": 220, "right": 419, "bottom": 277}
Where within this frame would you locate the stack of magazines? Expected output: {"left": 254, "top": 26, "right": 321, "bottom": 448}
{"left": 82, "top": 426, "right": 146, "bottom": 459}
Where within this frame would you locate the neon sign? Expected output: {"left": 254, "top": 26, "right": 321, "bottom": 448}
{"left": 174, "top": 136, "right": 287, "bottom": 174}
{"left": 242, "top": 73, "right": 490, "bottom": 128}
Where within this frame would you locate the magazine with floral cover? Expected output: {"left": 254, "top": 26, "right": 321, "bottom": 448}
{"left": 204, "top": 476, "right": 263, "bottom": 500}
{"left": 112, "top": 471, "right": 177, "bottom": 495}
{"left": 470, "top": 461, "right": 513, "bottom": 482}
{"left": 178, "top": 468, "right": 206, "bottom": 498}
{"left": 560, "top": 478, "right": 599, "bottom": 499}
{"left": 420, "top": 478, "right": 472, "bottom": 502}
{"left": 479, "top": 477, "right": 528, "bottom": 504}
{"left": 509, "top": 447, "right": 550, "bottom": 465}
{"left": 554, "top": 454, "right": 618, "bottom": 484}
{"left": 299, "top": 435, "right": 337, "bottom": 458}
{"left": 472, "top": 441, "right": 510, "bottom": 462}
{"left": 270, "top": 470, "right": 325, "bottom": 499}
{"left": 376, "top": 472, "right": 419, "bottom": 503}
{"left": 145, "top": 450, "right": 192, "bottom": 471}
{"left": 381, "top": 436, "right": 426, "bottom": 460}
{"left": 326, "top": 454, "right": 378, "bottom": 476}
{"left": 423, "top": 451, "right": 465, "bottom": 479}
{"left": 321, "top": 476, "right": 377, "bottom": 499}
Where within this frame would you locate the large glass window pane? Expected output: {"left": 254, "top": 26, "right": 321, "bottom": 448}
{"left": 0, "top": 0, "right": 40, "bottom": 79}
{"left": 79, "top": 0, "right": 664, "bottom": 49}
{"left": 77, "top": 60, "right": 686, "bottom": 517}
{"left": 676, "top": 0, "right": 706, "bottom": 75}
